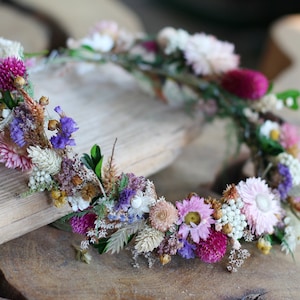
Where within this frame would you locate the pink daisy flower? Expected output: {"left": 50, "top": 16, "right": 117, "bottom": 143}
{"left": 0, "top": 133, "right": 32, "bottom": 170}
{"left": 280, "top": 122, "right": 300, "bottom": 150}
{"left": 184, "top": 33, "right": 239, "bottom": 76}
{"left": 195, "top": 229, "right": 227, "bottom": 263}
{"left": 0, "top": 57, "right": 27, "bottom": 91}
{"left": 237, "top": 177, "right": 281, "bottom": 236}
{"left": 176, "top": 195, "right": 214, "bottom": 243}
{"left": 221, "top": 69, "right": 268, "bottom": 100}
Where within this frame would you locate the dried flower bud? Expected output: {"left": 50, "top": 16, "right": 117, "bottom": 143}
{"left": 39, "top": 96, "right": 49, "bottom": 106}
{"left": 187, "top": 192, "right": 198, "bottom": 199}
{"left": 159, "top": 254, "right": 171, "bottom": 265}
{"left": 48, "top": 119, "right": 59, "bottom": 131}
{"left": 72, "top": 175, "right": 83, "bottom": 186}
{"left": 213, "top": 209, "right": 223, "bottom": 220}
{"left": 13, "top": 76, "right": 26, "bottom": 88}
{"left": 81, "top": 183, "right": 97, "bottom": 201}
{"left": 222, "top": 223, "right": 233, "bottom": 234}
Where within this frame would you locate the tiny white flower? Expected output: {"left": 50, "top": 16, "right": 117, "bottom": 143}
{"left": 286, "top": 97, "right": 294, "bottom": 107}
{"left": 81, "top": 32, "right": 114, "bottom": 52}
{"left": 68, "top": 196, "right": 90, "bottom": 212}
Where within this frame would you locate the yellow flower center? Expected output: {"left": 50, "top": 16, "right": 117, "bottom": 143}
{"left": 270, "top": 129, "right": 280, "bottom": 141}
{"left": 184, "top": 211, "right": 201, "bottom": 225}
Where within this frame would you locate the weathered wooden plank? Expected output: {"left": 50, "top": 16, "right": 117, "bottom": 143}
{"left": 0, "top": 63, "right": 203, "bottom": 245}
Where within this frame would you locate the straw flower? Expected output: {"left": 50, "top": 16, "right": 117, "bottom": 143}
{"left": 237, "top": 177, "right": 281, "bottom": 236}
{"left": 184, "top": 33, "right": 239, "bottom": 75}
{"left": 149, "top": 199, "right": 178, "bottom": 232}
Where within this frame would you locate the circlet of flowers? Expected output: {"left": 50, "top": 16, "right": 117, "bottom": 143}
{"left": 1, "top": 21, "right": 300, "bottom": 273}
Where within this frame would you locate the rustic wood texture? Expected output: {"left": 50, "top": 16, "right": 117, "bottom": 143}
{"left": 0, "top": 63, "right": 204, "bottom": 245}
{"left": 0, "top": 224, "right": 299, "bottom": 300}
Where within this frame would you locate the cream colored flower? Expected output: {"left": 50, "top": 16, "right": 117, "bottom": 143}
{"left": 149, "top": 198, "right": 178, "bottom": 232}
{"left": 0, "top": 37, "right": 23, "bottom": 59}
{"left": 134, "top": 226, "right": 164, "bottom": 253}
{"left": 27, "top": 146, "right": 62, "bottom": 175}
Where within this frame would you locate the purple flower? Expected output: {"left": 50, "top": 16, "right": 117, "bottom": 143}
{"left": 50, "top": 106, "right": 78, "bottom": 149}
{"left": 0, "top": 57, "right": 26, "bottom": 91}
{"left": 115, "top": 188, "right": 136, "bottom": 211}
{"left": 178, "top": 239, "right": 196, "bottom": 259}
{"left": 126, "top": 173, "right": 146, "bottom": 191}
{"left": 10, "top": 117, "right": 25, "bottom": 147}
{"left": 278, "top": 163, "right": 293, "bottom": 200}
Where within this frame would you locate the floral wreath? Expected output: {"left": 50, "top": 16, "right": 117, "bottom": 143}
{"left": 1, "top": 20, "right": 300, "bottom": 273}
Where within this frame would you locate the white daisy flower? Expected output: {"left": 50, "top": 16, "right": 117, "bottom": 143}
{"left": 259, "top": 120, "right": 280, "bottom": 138}
{"left": 128, "top": 190, "right": 155, "bottom": 217}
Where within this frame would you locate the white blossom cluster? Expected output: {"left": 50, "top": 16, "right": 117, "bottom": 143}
{"left": 28, "top": 167, "right": 53, "bottom": 192}
{"left": 217, "top": 198, "right": 247, "bottom": 240}
{"left": 251, "top": 93, "right": 283, "bottom": 113}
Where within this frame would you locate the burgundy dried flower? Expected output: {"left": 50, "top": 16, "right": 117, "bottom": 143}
{"left": 195, "top": 229, "right": 227, "bottom": 263}
{"left": 70, "top": 213, "right": 97, "bottom": 235}
{"left": 0, "top": 57, "right": 26, "bottom": 91}
{"left": 221, "top": 69, "right": 268, "bottom": 100}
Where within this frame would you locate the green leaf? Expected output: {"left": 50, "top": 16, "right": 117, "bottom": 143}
{"left": 81, "top": 153, "right": 94, "bottom": 170}
{"left": 257, "top": 134, "right": 284, "bottom": 156}
{"left": 276, "top": 90, "right": 300, "bottom": 110}
{"left": 93, "top": 238, "right": 109, "bottom": 254}
{"left": 91, "top": 144, "right": 102, "bottom": 163}
{"left": 2, "top": 91, "right": 16, "bottom": 109}
{"left": 94, "top": 157, "right": 103, "bottom": 180}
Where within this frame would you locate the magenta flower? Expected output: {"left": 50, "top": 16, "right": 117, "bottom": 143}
{"left": 195, "top": 229, "right": 227, "bottom": 263}
{"left": 0, "top": 57, "right": 26, "bottom": 91}
{"left": 176, "top": 195, "right": 214, "bottom": 243}
{"left": 237, "top": 177, "right": 281, "bottom": 236}
{"left": 221, "top": 69, "right": 268, "bottom": 100}
{"left": 70, "top": 213, "right": 97, "bottom": 235}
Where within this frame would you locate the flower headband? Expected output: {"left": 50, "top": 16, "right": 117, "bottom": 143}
{"left": 1, "top": 21, "right": 300, "bottom": 272}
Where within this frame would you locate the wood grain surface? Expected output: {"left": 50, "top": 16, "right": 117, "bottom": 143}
{"left": 0, "top": 224, "right": 299, "bottom": 300}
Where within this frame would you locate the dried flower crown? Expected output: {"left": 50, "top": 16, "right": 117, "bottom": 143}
{"left": 1, "top": 21, "right": 300, "bottom": 272}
